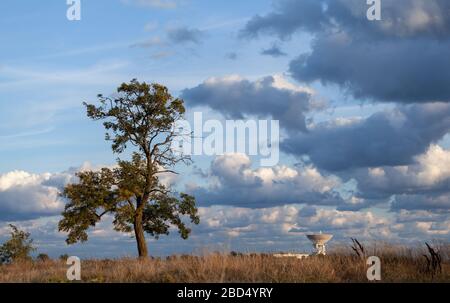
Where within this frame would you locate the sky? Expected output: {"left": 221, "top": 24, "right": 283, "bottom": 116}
{"left": 1, "top": 0, "right": 450, "bottom": 258}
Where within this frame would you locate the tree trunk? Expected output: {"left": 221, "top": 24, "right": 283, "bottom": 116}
{"left": 134, "top": 211, "right": 148, "bottom": 258}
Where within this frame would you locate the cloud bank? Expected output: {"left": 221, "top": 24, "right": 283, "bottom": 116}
{"left": 182, "top": 75, "right": 322, "bottom": 132}
{"left": 242, "top": 0, "right": 450, "bottom": 103}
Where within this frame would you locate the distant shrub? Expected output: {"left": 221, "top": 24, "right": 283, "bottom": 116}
{"left": 230, "top": 251, "right": 243, "bottom": 257}
{"left": 36, "top": 253, "right": 51, "bottom": 262}
{"left": 0, "top": 225, "right": 35, "bottom": 264}
{"left": 59, "top": 254, "right": 69, "bottom": 261}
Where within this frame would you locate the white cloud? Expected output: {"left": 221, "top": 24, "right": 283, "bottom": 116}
{"left": 393, "top": 209, "right": 450, "bottom": 237}
{"left": 0, "top": 171, "right": 67, "bottom": 221}
{"left": 0, "top": 163, "right": 108, "bottom": 222}
{"left": 195, "top": 204, "right": 394, "bottom": 247}
{"left": 356, "top": 145, "right": 450, "bottom": 197}
{"left": 191, "top": 153, "right": 346, "bottom": 207}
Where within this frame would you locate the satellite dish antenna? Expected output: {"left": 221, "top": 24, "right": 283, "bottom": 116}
{"left": 307, "top": 233, "right": 333, "bottom": 255}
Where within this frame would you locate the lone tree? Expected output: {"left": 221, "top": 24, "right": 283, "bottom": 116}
{"left": 0, "top": 224, "right": 35, "bottom": 264}
{"left": 58, "top": 79, "right": 200, "bottom": 258}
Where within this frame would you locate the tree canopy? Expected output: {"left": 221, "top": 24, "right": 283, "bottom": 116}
{"left": 58, "top": 79, "right": 200, "bottom": 258}
{"left": 0, "top": 224, "right": 35, "bottom": 264}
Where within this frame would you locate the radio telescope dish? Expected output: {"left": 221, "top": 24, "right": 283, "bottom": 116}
{"left": 307, "top": 233, "right": 333, "bottom": 255}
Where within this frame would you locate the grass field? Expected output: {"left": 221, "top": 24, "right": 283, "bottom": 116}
{"left": 1, "top": 245, "right": 449, "bottom": 283}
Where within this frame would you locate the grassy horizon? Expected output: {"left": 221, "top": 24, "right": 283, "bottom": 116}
{"left": 1, "top": 244, "right": 449, "bottom": 283}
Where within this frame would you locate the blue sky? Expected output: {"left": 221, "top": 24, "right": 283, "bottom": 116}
{"left": 0, "top": 0, "right": 310, "bottom": 173}
{"left": 1, "top": 0, "right": 450, "bottom": 258}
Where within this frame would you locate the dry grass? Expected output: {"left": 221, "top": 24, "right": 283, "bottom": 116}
{"left": 1, "top": 246, "right": 450, "bottom": 283}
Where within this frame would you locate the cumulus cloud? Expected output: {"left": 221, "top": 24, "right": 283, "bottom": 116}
{"left": 293, "top": 208, "right": 389, "bottom": 236}
{"left": 392, "top": 209, "right": 450, "bottom": 238}
{"left": 0, "top": 171, "right": 68, "bottom": 221}
{"left": 2, "top": 203, "right": 447, "bottom": 258}
{"left": 196, "top": 204, "right": 449, "bottom": 247}
{"left": 188, "top": 153, "right": 346, "bottom": 208}
{"left": 330, "top": 144, "right": 450, "bottom": 212}
{"left": 195, "top": 204, "right": 392, "bottom": 248}
{"left": 355, "top": 145, "right": 450, "bottom": 200}
{"left": 182, "top": 75, "right": 322, "bottom": 132}
{"left": 282, "top": 103, "right": 450, "bottom": 171}
{"left": 242, "top": 0, "right": 450, "bottom": 103}
{"left": 0, "top": 203, "right": 397, "bottom": 257}
{"left": 0, "top": 163, "right": 112, "bottom": 222}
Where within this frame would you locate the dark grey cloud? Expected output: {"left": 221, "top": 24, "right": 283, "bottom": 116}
{"left": 392, "top": 194, "right": 450, "bottom": 212}
{"left": 282, "top": 103, "right": 450, "bottom": 172}
{"left": 289, "top": 35, "right": 450, "bottom": 103}
{"left": 391, "top": 192, "right": 450, "bottom": 214}
{"left": 240, "top": 0, "right": 328, "bottom": 40}
{"left": 167, "top": 26, "right": 205, "bottom": 45}
{"left": 261, "top": 43, "right": 287, "bottom": 57}
{"left": 225, "top": 52, "right": 238, "bottom": 60}
{"left": 182, "top": 75, "right": 322, "bottom": 132}
{"left": 242, "top": 0, "right": 450, "bottom": 103}
{"left": 242, "top": 0, "right": 450, "bottom": 40}
{"left": 237, "top": 0, "right": 450, "bottom": 218}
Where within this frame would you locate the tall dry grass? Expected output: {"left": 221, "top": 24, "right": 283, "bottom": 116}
{"left": 1, "top": 246, "right": 449, "bottom": 283}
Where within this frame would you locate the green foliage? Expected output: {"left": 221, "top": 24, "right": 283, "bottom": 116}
{"left": 59, "top": 164, "right": 199, "bottom": 244}
{"left": 59, "top": 168, "right": 119, "bottom": 244}
{"left": 0, "top": 225, "right": 36, "bottom": 264}
{"left": 142, "top": 193, "right": 200, "bottom": 240}
{"left": 59, "top": 254, "right": 69, "bottom": 261}
{"left": 84, "top": 79, "right": 186, "bottom": 156}
{"left": 59, "top": 80, "right": 200, "bottom": 257}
